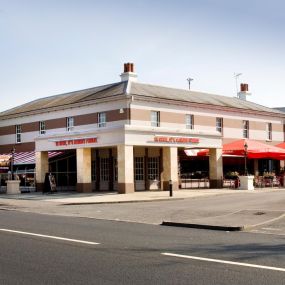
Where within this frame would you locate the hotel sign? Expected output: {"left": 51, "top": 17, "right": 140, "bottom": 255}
{"left": 154, "top": 136, "right": 199, "bottom": 144}
{"left": 55, "top": 137, "right": 97, "bottom": 146}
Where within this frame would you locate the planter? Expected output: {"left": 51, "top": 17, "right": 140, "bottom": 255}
{"left": 6, "top": 180, "right": 21, "bottom": 194}
{"left": 238, "top": 175, "right": 254, "bottom": 190}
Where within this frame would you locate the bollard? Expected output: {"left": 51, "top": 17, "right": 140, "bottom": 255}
{"left": 169, "top": 180, "right": 173, "bottom": 197}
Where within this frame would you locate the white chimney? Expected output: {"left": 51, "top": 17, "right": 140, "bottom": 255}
{"left": 238, "top": 83, "right": 251, "bottom": 100}
{"left": 120, "top": 63, "right": 138, "bottom": 82}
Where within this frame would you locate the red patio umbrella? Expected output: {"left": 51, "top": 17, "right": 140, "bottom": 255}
{"left": 276, "top": 142, "right": 285, "bottom": 149}
{"left": 197, "top": 139, "right": 285, "bottom": 160}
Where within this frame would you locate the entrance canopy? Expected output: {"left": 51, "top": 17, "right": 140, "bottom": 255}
{"left": 197, "top": 139, "right": 285, "bottom": 160}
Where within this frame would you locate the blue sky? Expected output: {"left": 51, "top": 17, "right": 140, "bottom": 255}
{"left": 0, "top": 0, "right": 284, "bottom": 112}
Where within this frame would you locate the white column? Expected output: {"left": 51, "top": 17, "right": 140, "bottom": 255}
{"left": 209, "top": 148, "right": 223, "bottom": 188}
{"left": 117, "top": 145, "right": 134, "bottom": 194}
{"left": 35, "top": 151, "right": 49, "bottom": 192}
{"left": 76, "top": 148, "right": 92, "bottom": 192}
{"left": 162, "top": 147, "right": 178, "bottom": 191}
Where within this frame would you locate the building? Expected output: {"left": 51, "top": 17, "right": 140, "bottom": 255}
{"left": 0, "top": 63, "right": 285, "bottom": 193}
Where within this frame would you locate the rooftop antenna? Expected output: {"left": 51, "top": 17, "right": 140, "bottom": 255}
{"left": 187, "top": 77, "right": 194, "bottom": 90}
{"left": 234, "top": 73, "right": 242, "bottom": 96}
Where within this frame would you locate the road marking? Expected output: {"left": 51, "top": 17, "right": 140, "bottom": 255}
{"left": 162, "top": 252, "right": 285, "bottom": 272}
{"left": 261, "top": 227, "right": 281, "bottom": 231}
{"left": 0, "top": 229, "right": 100, "bottom": 245}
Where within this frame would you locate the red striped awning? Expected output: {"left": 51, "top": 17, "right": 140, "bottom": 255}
{"left": 0, "top": 151, "right": 63, "bottom": 165}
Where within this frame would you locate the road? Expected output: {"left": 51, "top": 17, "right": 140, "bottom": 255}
{"left": 0, "top": 211, "right": 284, "bottom": 285}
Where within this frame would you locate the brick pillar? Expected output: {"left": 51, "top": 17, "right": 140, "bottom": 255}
{"left": 161, "top": 147, "right": 178, "bottom": 191}
{"left": 209, "top": 148, "right": 223, "bottom": 188}
{"left": 117, "top": 145, "right": 134, "bottom": 194}
{"left": 76, "top": 148, "right": 92, "bottom": 193}
{"left": 35, "top": 151, "right": 49, "bottom": 192}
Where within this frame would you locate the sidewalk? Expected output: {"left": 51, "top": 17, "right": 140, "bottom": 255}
{"left": 0, "top": 188, "right": 285, "bottom": 231}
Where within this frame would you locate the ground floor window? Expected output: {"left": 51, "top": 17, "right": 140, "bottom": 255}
{"left": 135, "top": 157, "right": 144, "bottom": 181}
{"left": 100, "top": 158, "right": 109, "bottom": 181}
{"left": 148, "top": 157, "right": 159, "bottom": 180}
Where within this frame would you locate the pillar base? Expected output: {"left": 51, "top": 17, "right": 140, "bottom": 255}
{"left": 209, "top": 179, "right": 223, "bottom": 188}
{"left": 6, "top": 180, "right": 21, "bottom": 195}
{"left": 36, "top": 183, "right": 44, "bottom": 192}
{"left": 77, "top": 183, "right": 93, "bottom": 193}
{"left": 118, "top": 183, "right": 134, "bottom": 194}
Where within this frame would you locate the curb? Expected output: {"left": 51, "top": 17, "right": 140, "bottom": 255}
{"left": 61, "top": 197, "right": 185, "bottom": 206}
{"left": 161, "top": 221, "right": 244, "bottom": 231}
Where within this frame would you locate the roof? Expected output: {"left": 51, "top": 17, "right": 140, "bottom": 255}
{"left": 274, "top": 107, "right": 285, "bottom": 113}
{"left": 0, "top": 82, "right": 127, "bottom": 118}
{"left": 0, "top": 80, "right": 283, "bottom": 119}
{"left": 130, "top": 82, "right": 284, "bottom": 114}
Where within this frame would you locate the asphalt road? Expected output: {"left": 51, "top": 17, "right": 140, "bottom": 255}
{"left": 0, "top": 211, "right": 284, "bottom": 285}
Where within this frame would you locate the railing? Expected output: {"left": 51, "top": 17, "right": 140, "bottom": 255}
{"left": 254, "top": 176, "right": 284, "bottom": 188}
{"left": 180, "top": 174, "right": 209, "bottom": 189}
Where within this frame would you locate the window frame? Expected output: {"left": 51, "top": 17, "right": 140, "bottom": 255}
{"left": 151, "top": 111, "right": 160, "bottom": 127}
{"left": 66, "top": 117, "right": 74, "bottom": 132}
{"left": 266, "top": 122, "right": 272, "bottom": 141}
{"left": 15, "top": 124, "right": 21, "bottom": 143}
{"left": 98, "top": 112, "right": 106, "bottom": 128}
{"left": 216, "top": 117, "right": 223, "bottom": 134}
{"left": 39, "top": 121, "right": 46, "bottom": 135}
{"left": 186, "top": 114, "right": 194, "bottom": 130}
{"left": 243, "top": 120, "right": 249, "bottom": 138}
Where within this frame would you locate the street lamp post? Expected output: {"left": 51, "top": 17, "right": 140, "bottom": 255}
{"left": 244, "top": 142, "right": 248, "bottom": 176}
{"left": 10, "top": 146, "right": 15, "bottom": 180}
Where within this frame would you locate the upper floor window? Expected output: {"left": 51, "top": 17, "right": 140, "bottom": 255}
{"left": 98, "top": 112, "right": 106, "bottom": 128}
{"left": 266, "top": 122, "right": 272, "bottom": 141}
{"left": 243, "top": 120, "right": 249, "bottom": 138}
{"left": 67, "top": 117, "right": 74, "bottom": 132}
{"left": 16, "top": 124, "right": 21, "bottom": 143}
{"left": 151, "top": 111, "right": 160, "bottom": 127}
{"left": 186, "top": 114, "right": 194, "bottom": 130}
{"left": 39, "top": 121, "right": 46, "bottom": 135}
{"left": 216, "top": 117, "right": 223, "bottom": 134}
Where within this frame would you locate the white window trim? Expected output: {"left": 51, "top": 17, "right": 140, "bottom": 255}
{"left": 151, "top": 111, "right": 160, "bottom": 127}
{"left": 67, "top": 117, "right": 74, "bottom": 132}
{"left": 16, "top": 125, "right": 21, "bottom": 143}
{"left": 186, "top": 114, "right": 194, "bottom": 130}
{"left": 98, "top": 112, "right": 106, "bottom": 128}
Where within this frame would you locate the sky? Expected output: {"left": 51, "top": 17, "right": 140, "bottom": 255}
{"left": 0, "top": 0, "right": 285, "bottom": 112}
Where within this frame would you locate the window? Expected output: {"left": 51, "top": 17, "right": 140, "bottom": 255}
{"left": 151, "top": 111, "right": 160, "bottom": 127}
{"left": 100, "top": 158, "right": 109, "bottom": 181}
{"left": 216, "top": 117, "right": 223, "bottom": 134}
{"left": 148, "top": 157, "right": 159, "bottom": 180}
{"left": 266, "top": 123, "right": 272, "bottom": 141}
{"left": 186, "top": 114, "right": 194, "bottom": 129}
{"left": 39, "top": 121, "right": 46, "bottom": 135}
{"left": 135, "top": 157, "right": 144, "bottom": 181}
{"left": 15, "top": 125, "right": 21, "bottom": 143}
{"left": 67, "top": 117, "right": 74, "bottom": 132}
{"left": 243, "top": 120, "right": 249, "bottom": 138}
{"left": 98, "top": 112, "right": 106, "bottom": 128}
